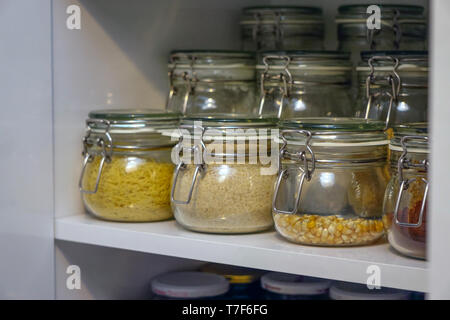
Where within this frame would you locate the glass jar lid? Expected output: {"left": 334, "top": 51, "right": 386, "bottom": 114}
{"left": 85, "top": 109, "right": 180, "bottom": 148}
{"left": 241, "top": 6, "right": 323, "bottom": 24}
{"left": 280, "top": 117, "right": 387, "bottom": 146}
{"left": 169, "top": 50, "right": 255, "bottom": 68}
{"left": 257, "top": 51, "right": 352, "bottom": 84}
{"left": 337, "top": 4, "right": 425, "bottom": 21}
{"left": 151, "top": 272, "right": 229, "bottom": 299}
{"left": 261, "top": 272, "right": 331, "bottom": 296}
{"left": 390, "top": 122, "right": 428, "bottom": 154}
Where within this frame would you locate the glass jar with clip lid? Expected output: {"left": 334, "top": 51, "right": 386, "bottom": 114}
{"left": 383, "top": 123, "right": 428, "bottom": 259}
{"left": 240, "top": 6, "right": 324, "bottom": 51}
{"left": 256, "top": 51, "right": 353, "bottom": 119}
{"left": 165, "top": 51, "right": 257, "bottom": 117}
{"left": 356, "top": 51, "right": 428, "bottom": 128}
{"left": 79, "top": 109, "right": 179, "bottom": 222}
{"left": 272, "top": 118, "right": 389, "bottom": 246}
{"left": 170, "top": 116, "right": 278, "bottom": 234}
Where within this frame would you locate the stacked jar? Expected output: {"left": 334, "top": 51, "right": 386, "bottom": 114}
{"left": 355, "top": 51, "right": 428, "bottom": 127}
{"left": 166, "top": 51, "right": 257, "bottom": 117}
{"left": 241, "top": 6, "right": 324, "bottom": 51}
{"left": 79, "top": 110, "right": 179, "bottom": 222}
{"left": 272, "top": 118, "right": 389, "bottom": 246}
{"left": 256, "top": 51, "right": 353, "bottom": 119}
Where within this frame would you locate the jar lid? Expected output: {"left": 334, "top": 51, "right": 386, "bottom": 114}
{"left": 329, "top": 282, "right": 411, "bottom": 300}
{"left": 357, "top": 51, "right": 428, "bottom": 72}
{"left": 241, "top": 6, "right": 323, "bottom": 25}
{"left": 261, "top": 273, "right": 331, "bottom": 296}
{"left": 257, "top": 51, "right": 351, "bottom": 71}
{"left": 200, "top": 264, "right": 265, "bottom": 284}
{"left": 169, "top": 50, "right": 255, "bottom": 68}
{"left": 88, "top": 109, "right": 179, "bottom": 126}
{"left": 280, "top": 117, "right": 387, "bottom": 147}
{"left": 390, "top": 122, "right": 428, "bottom": 153}
{"left": 338, "top": 4, "right": 424, "bottom": 16}
{"left": 151, "top": 272, "right": 229, "bottom": 299}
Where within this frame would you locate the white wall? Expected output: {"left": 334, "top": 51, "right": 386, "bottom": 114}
{"left": 0, "top": 0, "right": 54, "bottom": 299}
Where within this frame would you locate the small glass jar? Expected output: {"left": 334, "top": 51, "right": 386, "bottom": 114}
{"left": 256, "top": 51, "right": 353, "bottom": 119}
{"left": 336, "top": 5, "right": 427, "bottom": 63}
{"left": 171, "top": 116, "right": 277, "bottom": 234}
{"left": 261, "top": 272, "right": 331, "bottom": 300}
{"left": 151, "top": 271, "right": 229, "bottom": 300}
{"left": 329, "top": 281, "right": 411, "bottom": 300}
{"left": 200, "top": 264, "right": 265, "bottom": 299}
{"left": 273, "top": 118, "right": 389, "bottom": 246}
{"left": 240, "top": 6, "right": 324, "bottom": 51}
{"left": 165, "top": 51, "right": 257, "bottom": 117}
{"left": 355, "top": 51, "right": 428, "bottom": 128}
{"left": 383, "top": 123, "right": 428, "bottom": 259}
{"left": 79, "top": 110, "right": 179, "bottom": 222}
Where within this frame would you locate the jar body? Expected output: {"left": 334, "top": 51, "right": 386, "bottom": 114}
{"left": 172, "top": 163, "right": 276, "bottom": 234}
{"left": 242, "top": 24, "right": 324, "bottom": 51}
{"left": 263, "top": 291, "right": 329, "bottom": 300}
{"left": 260, "top": 83, "right": 353, "bottom": 119}
{"left": 169, "top": 80, "right": 257, "bottom": 117}
{"left": 81, "top": 148, "right": 174, "bottom": 222}
{"left": 274, "top": 163, "right": 388, "bottom": 246}
{"left": 383, "top": 170, "right": 427, "bottom": 259}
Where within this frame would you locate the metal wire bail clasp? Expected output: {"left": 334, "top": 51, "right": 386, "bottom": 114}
{"left": 364, "top": 55, "right": 401, "bottom": 129}
{"left": 258, "top": 55, "right": 292, "bottom": 118}
{"left": 79, "top": 119, "right": 113, "bottom": 194}
{"left": 170, "top": 125, "right": 206, "bottom": 205}
{"left": 394, "top": 135, "right": 429, "bottom": 228}
{"left": 272, "top": 130, "right": 315, "bottom": 215}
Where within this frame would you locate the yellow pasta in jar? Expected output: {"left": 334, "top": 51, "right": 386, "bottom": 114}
{"left": 82, "top": 155, "right": 174, "bottom": 222}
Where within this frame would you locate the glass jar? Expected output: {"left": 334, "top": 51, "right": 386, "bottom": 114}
{"left": 329, "top": 281, "right": 411, "bottom": 300}
{"left": 171, "top": 116, "right": 278, "bottom": 234}
{"left": 273, "top": 118, "right": 389, "bottom": 246}
{"left": 151, "top": 271, "right": 229, "bottom": 300}
{"left": 79, "top": 110, "right": 179, "bottom": 222}
{"left": 165, "top": 51, "right": 257, "bottom": 117}
{"left": 337, "top": 5, "right": 427, "bottom": 63}
{"left": 383, "top": 123, "right": 428, "bottom": 259}
{"left": 261, "top": 272, "right": 331, "bottom": 300}
{"left": 240, "top": 6, "right": 324, "bottom": 51}
{"left": 200, "top": 263, "right": 265, "bottom": 299}
{"left": 355, "top": 51, "right": 428, "bottom": 128}
{"left": 256, "top": 51, "right": 353, "bottom": 119}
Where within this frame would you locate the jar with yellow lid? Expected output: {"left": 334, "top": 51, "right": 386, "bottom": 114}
{"left": 273, "top": 118, "right": 389, "bottom": 246}
{"left": 79, "top": 109, "right": 179, "bottom": 222}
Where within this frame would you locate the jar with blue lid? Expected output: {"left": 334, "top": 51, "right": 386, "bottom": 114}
{"left": 261, "top": 272, "right": 331, "bottom": 300}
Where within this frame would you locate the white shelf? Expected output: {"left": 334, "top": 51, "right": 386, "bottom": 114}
{"left": 55, "top": 214, "right": 428, "bottom": 292}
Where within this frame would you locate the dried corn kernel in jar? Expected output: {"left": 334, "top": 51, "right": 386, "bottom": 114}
{"left": 79, "top": 109, "right": 179, "bottom": 222}
{"left": 273, "top": 118, "right": 389, "bottom": 246}
{"left": 171, "top": 116, "right": 277, "bottom": 234}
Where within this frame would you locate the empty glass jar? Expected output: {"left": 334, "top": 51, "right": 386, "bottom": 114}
{"left": 256, "top": 51, "right": 353, "bottom": 119}
{"left": 171, "top": 116, "right": 278, "bottom": 234}
{"left": 337, "top": 5, "right": 427, "bottom": 63}
{"left": 79, "top": 109, "right": 179, "bottom": 222}
{"left": 355, "top": 51, "right": 428, "bottom": 128}
{"left": 241, "top": 6, "right": 324, "bottom": 51}
{"left": 273, "top": 118, "right": 389, "bottom": 246}
{"left": 165, "top": 51, "right": 257, "bottom": 117}
{"left": 383, "top": 123, "right": 428, "bottom": 259}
